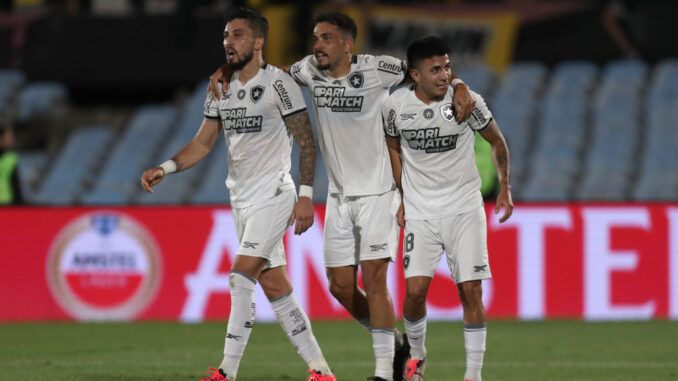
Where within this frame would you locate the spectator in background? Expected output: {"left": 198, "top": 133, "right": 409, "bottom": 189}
{"left": 0, "top": 124, "right": 24, "bottom": 205}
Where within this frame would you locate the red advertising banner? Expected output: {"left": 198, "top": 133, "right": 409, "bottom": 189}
{"left": 1, "top": 204, "right": 677, "bottom": 322}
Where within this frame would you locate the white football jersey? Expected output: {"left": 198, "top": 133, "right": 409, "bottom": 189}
{"left": 289, "top": 54, "right": 405, "bottom": 196}
{"left": 382, "top": 86, "right": 493, "bottom": 220}
{"left": 204, "top": 64, "right": 306, "bottom": 207}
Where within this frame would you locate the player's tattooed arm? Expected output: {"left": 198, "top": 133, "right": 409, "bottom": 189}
{"left": 285, "top": 111, "right": 316, "bottom": 187}
{"left": 479, "top": 120, "right": 513, "bottom": 223}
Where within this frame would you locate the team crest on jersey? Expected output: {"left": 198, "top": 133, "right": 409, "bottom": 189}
{"left": 423, "top": 109, "right": 434, "bottom": 119}
{"left": 237, "top": 89, "right": 246, "bottom": 100}
{"left": 250, "top": 86, "right": 265, "bottom": 103}
{"left": 440, "top": 103, "right": 455, "bottom": 122}
{"left": 347, "top": 72, "right": 364, "bottom": 88}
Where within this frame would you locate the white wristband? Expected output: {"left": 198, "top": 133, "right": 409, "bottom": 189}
{"left": 299, "top": 185, "right": 313, "bottom": 199}
{"left": 451, "top": 78, "right": 465, "bottom": 88}
{"left": 159, "top": 159, "right": 177, "bottom": 175}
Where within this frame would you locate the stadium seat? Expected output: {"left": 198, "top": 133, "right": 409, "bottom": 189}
{"left": 34, "top": 126, "right": 114, "bottom": 205}
{"left": 17, "top": 82, "right": 69, "bottom": 122}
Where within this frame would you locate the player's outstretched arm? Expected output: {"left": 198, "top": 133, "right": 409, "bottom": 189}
{"left": 285, "top": 111, "right": 316, "bottom": 235}
{"left": 140, "top": 119, "right": 222, "bottom": 193}
{"left": 386, "top": 136, "right": 406, "bottom": 228}
{"left": 479, "top": 120, "right": 513, "bottom": 223}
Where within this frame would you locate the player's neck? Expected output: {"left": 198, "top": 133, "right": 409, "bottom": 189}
{"left": 237, "top": 55, "right": 263, "bottom": 84}
{"left": 414, "top": 85, "right": 442, "bottom": 105}
{"left": 327, "top": 53, "right": 353, "bottom": 78}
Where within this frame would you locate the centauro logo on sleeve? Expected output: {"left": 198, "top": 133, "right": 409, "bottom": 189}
{"left": 313, "top": 86, "right": 363, "bottom": 112}
{"left": 221, "top": 108, "right": 263, "bottom": 133}
{"left": 402, "top": 128, "right": 459, "bottom": 153}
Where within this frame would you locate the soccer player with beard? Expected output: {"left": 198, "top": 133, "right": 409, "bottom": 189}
{"left": 208, "top": 11, "right": 476, "bottom": 381}
{"left": 382, "top": 36, "right": 513, "bottom": 381}
{"left": 141, "top": 8, "right": 335, "bottom": 381}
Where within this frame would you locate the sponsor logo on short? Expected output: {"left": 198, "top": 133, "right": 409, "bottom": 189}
{"left": 474, "top": 265, "right": 487, "bottom": 273}
{"left": 243, "top": 241, "right": 259, "bottom": 249}
{"left": 370, "top": 243, "right": 388, "bottom": 252}
{"left": 402, "top": 128, "right": 459, "bottom": 153}
{"left": 46, "top": 212, "right": 162, "bottom": 321}
{"left": 250, "top": 85, "right": 265, "bottom": 103}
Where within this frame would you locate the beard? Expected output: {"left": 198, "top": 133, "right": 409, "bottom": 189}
{"left": 316, "top": 62, "right": 330, "bottom": 70}
{"left": 226, "top": 48, "right": 254, "bottom": 71}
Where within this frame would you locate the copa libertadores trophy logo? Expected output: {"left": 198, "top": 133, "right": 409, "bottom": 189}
{"left": 46, "top": 212, "right": 162, "bottom": 321}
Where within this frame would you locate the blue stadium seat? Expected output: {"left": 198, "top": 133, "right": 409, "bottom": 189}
{"left": 35, "top": 126, "right": 114, "bottom": 205}
{"left": 17, "top": 82, "right": 69, "bottom": 122}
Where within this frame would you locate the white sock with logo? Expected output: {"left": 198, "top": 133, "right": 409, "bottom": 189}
{"left": 219, "top": 271, "right": 257, "bottom": 380}
{"left": 463, "top": 323, "right": 487, "bottom": 381}
{"left": 372, "top": 328, "right": 395, "bottom": 381}
{"left": 270, "top": 291, "right": 332, "bottom": 376}
{"left": 404, "top": 314, "right": 427, "bottom": 360}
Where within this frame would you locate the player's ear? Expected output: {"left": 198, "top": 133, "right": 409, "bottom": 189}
{"left": 344, "top": 37, "right": 354, "bottom": 54}
{"left": 410, "top": 68, "right": 420, "bottom": 83}
{"left": 254, "top": 37, "right": 265, "bottom": 51}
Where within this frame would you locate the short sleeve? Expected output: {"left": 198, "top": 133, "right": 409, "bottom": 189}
{"left": 273, "top": 73, "right": 307, "bottom": 117}
{"left": 288, "top": 56, "right": 312, "bottom": 87}
{"left": 467, "top": 91, "right": 493, "bottom": 132}
{"left": 203, "top": 92, "right": 220, "bottom": 121}
{"left": 381, "top": 97, "right": 400, "bottom": 138}
{"left": 375, "top": 55, "right": 406, "bottom": 88}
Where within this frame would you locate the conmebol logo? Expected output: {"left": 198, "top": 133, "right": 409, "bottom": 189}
{"left": 46, "top": 212, "right": 162, "bottom": 321}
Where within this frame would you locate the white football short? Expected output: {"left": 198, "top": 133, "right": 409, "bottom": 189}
{"left": 323, "top": 189, "right": 400, "bottom": 267}
{"left": 403, "top": 206, "right": 491, "bottom": 283}
{"left": 232, "top": 188, "right": 296, "bottom": 269}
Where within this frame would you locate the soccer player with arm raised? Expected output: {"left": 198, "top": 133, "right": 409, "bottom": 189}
{"left": 382, "top": 36, "right": 513, "bottom": 381}
{"left": 141, "top": 8, "right": 335, "bottom": 381}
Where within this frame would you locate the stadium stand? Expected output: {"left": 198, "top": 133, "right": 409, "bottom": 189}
{"left": 7, "top": 59, "right": 678, "bottom": 205}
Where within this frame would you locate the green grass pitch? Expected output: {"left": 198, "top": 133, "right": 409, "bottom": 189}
{"left": 1, "top": 320, "right": 676, "bottom": 380}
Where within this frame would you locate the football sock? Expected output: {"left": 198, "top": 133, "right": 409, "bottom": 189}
{"left": 359, "top": 317, "right": 371, "bottom": 332}
{"left": 270, "top": 290, "right": 332, "bottom": 375}
{"left": 463, "top": 323, "right": 487, "bottom": 381}
{"left": 219, "top": 271, "right": 257, "bottom": 380}
{"left": 372, "top": 327, "right": 395, "bottom": 381}
{"left": 404, "top": 314, "right": 427, "bottom": 360}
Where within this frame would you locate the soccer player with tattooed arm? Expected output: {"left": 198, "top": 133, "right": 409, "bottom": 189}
{"left": 382, "top": 36, "right": 513, "bottom": 381}
{"left": 208, "top": 11, "right": 477, "bottom": 381}
{"left": 141, "top": 8, "right": 335, "bottom": 381}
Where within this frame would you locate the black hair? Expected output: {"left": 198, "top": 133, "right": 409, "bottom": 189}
{"left": 314, "top": 11, "right": 357, "bottom": 40}
{"left": 406, "top": 35, "right": 451, "bottom": 70}
{"left": 225, "top": 7, "right": 268, "bottom": 41}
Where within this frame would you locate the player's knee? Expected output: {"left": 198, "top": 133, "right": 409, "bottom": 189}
{"left": 260, "top": 278, "right": 289, "bottom": 300}
{"left": 328, "top": 278, "right": 354, "bottom": 303}
{"left": 405, "top": 284, "right": 428, "bottom": 307}
{"left": 458, "top": 281, "right": 483, "bottom": 307}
